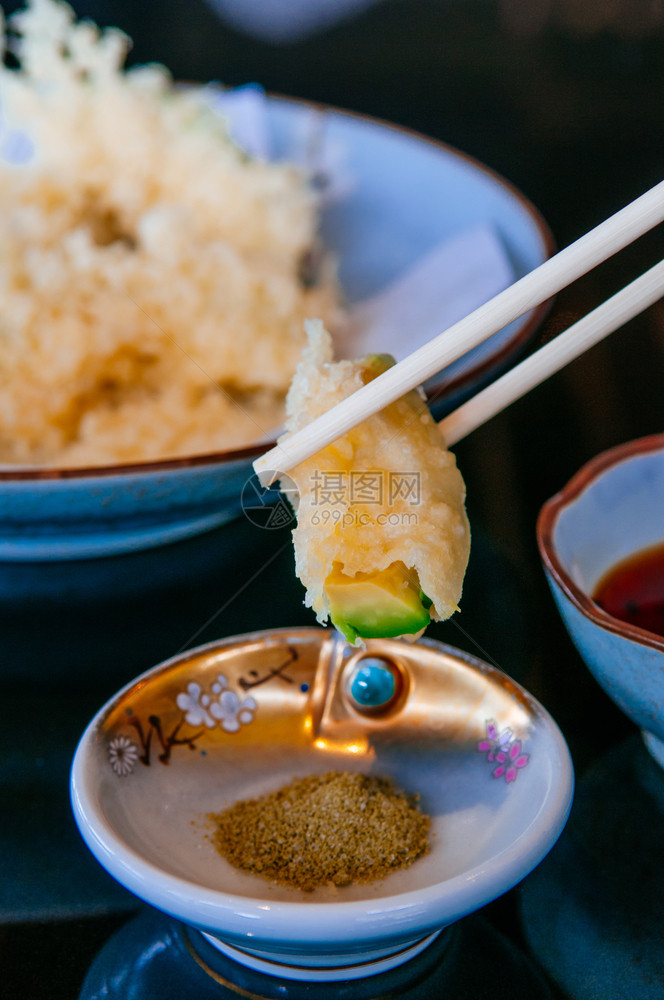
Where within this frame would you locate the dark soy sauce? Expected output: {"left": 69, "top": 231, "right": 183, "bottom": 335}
{"left": 593, "top": 541, "right": 664, "bottom": 640}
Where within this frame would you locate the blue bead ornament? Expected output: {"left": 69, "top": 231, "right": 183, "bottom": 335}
{"left": 350, "top": 658, "right": 396, "bottom": 708}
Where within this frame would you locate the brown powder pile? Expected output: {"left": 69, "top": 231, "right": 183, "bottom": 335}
{"left": 209, "top": 771, "right": 430, "bottom": 892}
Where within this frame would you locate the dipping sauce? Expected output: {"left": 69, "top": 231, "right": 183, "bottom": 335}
{"left": 592, "top": 542, "right": 664, "bottom": 639}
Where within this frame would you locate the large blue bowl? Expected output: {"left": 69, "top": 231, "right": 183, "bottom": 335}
{"left": 0, "top": 94, "right": 551, "bottom": 562}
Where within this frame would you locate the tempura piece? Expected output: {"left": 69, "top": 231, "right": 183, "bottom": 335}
{"left": 281, "top": 320, "right": 470, "bottom": 642}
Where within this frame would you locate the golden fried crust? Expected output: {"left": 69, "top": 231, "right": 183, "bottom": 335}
{"left": 282, "top": 320, "right": 471, "bottom": 624}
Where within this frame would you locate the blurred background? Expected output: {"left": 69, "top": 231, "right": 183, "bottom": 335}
{"left": 0, "top": 0, "right": 653, "bottom": 741}
{"left": 2, "top": 0, "right": 662, "bottom": 244}
{"left": 1, "top": 1, "right": 663, "bottom": 996}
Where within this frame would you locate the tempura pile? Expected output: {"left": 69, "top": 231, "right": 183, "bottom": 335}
{"left": 0, "top": 0, "right": 340, "bottom": 466}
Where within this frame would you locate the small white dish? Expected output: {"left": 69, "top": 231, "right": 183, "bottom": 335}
{"left": 71, "top": 627, "right": 573, "bottom": 979}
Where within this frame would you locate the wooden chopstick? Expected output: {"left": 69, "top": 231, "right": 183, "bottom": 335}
{"left": 254, "top": 178, "right": 664, "bottom": 481}
{"left": 439, "top": 257, "right": 664, "bottom": 446}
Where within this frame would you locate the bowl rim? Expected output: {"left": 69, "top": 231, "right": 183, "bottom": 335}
{"left": 0, "top": 92, "right": 553, "bottom": 484}
{"left": 537, "top": 432, "right": 664, "bottom": 654}
{"left": 70, "top": 628, "right": 573, "bottom": 946}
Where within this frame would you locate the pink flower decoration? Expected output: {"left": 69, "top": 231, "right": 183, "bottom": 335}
{"left": 478, "top": 719, "right": 513, "bottom": 762}
{"left": 504, "top": 740, "right": 529, "bottom": 782}
{"left": 478, "top": 721, "right": 530, "bottom": 783}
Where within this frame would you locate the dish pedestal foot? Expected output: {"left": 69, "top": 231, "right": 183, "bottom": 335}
{"left": 78, "top": 907, "right": 556, "bottom": 999}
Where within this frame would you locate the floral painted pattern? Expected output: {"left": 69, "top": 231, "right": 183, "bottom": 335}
{"left": 478, "top": 719, "right": 530, "bottom": 783}
{"left": 108, "top": 735, "right": 139, "bottom": 776}
{"left": 176, "top": 674, "right": 257, "bottom": 733}
{"left": 107, "top": 673, "right": 258, "bottom": 775}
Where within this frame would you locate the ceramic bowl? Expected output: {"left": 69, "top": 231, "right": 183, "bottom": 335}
{"left": 71, "top": 627, "right": 573, "bottom": 981}
{"left": 0, "top": 93, "right": 551, "bottom": 562}
{"left": 538, "top": 433, "right": 664, "bottom": 767}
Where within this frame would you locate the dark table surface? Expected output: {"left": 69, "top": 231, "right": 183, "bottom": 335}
{"left": 2, "top": 1, "right": 663, "bottom": 996}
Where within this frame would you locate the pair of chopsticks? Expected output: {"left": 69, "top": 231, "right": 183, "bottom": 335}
{"left": 254, "top": 178, "right": 664, "bottom": 481}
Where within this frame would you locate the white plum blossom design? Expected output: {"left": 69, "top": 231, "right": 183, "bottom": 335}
{"left": 176, "top": 681, "right": 216, "bottom": 728}
{"left": 209, "top": 683, "right": 257, "bottom": 733}
{"left": 176, "top": 674, "right": 256, "bottom": 733}
{"left": 108, "top": 736, "right": 139, "bottom": 776}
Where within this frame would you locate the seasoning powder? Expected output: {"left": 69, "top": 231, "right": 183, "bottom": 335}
{"left": 209, "top": 771, "right": 431, "bottom": 892}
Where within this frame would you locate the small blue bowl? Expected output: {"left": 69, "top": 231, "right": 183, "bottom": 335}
{"left": 537, "top": 434, "right": 664, "bottom": 767}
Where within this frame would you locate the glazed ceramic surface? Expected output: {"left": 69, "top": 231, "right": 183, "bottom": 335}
{"left": 538, "top": 433, "right": 664, "bottom": 766}
{"left": 71, "top": 627, "right": 573, "bottom": 975}
{"left": 0, "top": 93, "right": 551, "bottom": 562}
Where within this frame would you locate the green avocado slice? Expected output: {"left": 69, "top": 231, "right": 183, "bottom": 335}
{"left": 324, "top": 561, "right": 432, "bottom": 642}
{"left": 361, "top": 354, "right": 422, "bottom": 409}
